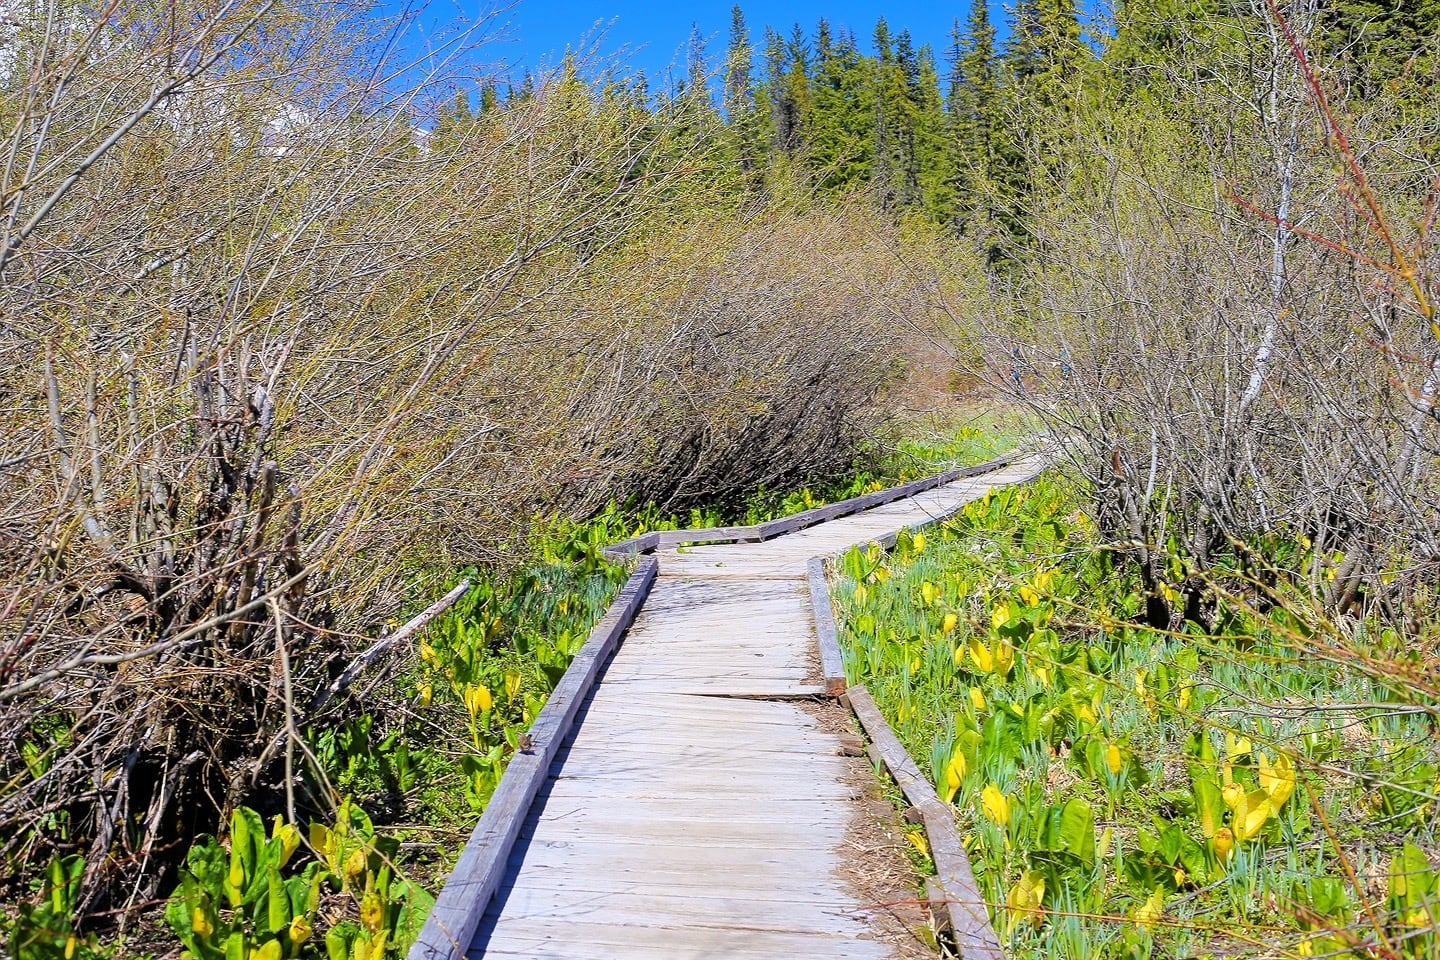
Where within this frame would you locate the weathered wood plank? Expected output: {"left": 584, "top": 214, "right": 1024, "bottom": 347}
{"left": 846, "top": 685, "right": 1002, "bottom": 960}
{"left": 472, "top": 918, "right": 892, "bottom": 960}
{"left": 808, "top": 556, "right": 847, "bottom": 695}
{"left": 485, "top": 884, "right": 870, "bottom": 933}
{"left": 442, "top": 451, "right": 1049, "bottom": 960}
{"left": 600, "top": 531, "right": 659, "bottom": 561}
{"left": 408, "top": 558, "right": 658, "bottom": 960}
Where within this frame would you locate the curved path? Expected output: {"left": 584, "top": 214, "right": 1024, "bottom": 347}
{"left": 424, "top": 454, "right": 1046, "bottom": 960}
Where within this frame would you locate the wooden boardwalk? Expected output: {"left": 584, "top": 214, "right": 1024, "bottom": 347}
{"left": 420, "top": 455, "right": 1046, "bottom": 960}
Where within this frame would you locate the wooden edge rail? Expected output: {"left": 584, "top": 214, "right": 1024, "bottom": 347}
{"left": 408, "top": 557, "right": 660, "bottom": 960}
{"left": 871, "top": 457, "right": 1051, "bottom": 551}
{"left": 752, "top": 453, "right": 1016, "bottom": 542}
{"left": 806, "top": 557, "right": 847, "bottom": 696}
{"left": 845, "top": 685, "right": 1004, "bottom": 960}
{"left": 599, "top": 453, "right": 1018, "bottom": 560}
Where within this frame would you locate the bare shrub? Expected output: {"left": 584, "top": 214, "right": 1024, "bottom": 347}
{"left": 962, "top": 3, "right": 1440, "bottom": 628}
{"left": 0, "top": 0, "right": 919, "bottom": 915}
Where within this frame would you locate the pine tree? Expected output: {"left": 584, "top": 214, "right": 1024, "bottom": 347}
{"left": 1321, "top": 0, "right": 1440, "bottom": 116}
{"left": 781, "top": 23, "right": 815, "bottom": 154}
{"left": 809, "top": 23, "right": 876, "bottom": 191}
{"left": 760, "top": 26, "right": 790, "bottom": 154}
{"left": 723, "top": 6, "right": 766, "bottom": 177}
{"left": 871, "top": 17, "right": 898, "bottom": 209}
{"left": 668, "top": 24, "right": 720, "bottom": 153}
{"left": 914, "top": 45, "right": 955, "bottom": 221}
{"left": 479, "top": 81, "right": 500, "bottom": 115}
{"left": 892, "top": 31, "right": 923, "bottom": 210}
{"left": 947, "top": 0, "right": 1000, "bottom": 235}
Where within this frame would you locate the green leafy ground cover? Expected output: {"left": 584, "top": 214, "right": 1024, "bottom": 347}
{"left": 835, "top": 478, "right": 1440, "bottom": 959}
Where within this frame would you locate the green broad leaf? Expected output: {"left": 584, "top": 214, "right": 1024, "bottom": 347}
{"left": 1306, "top": 877, "right": 1348, "bottom": 919}
{"left": 264, "top": 864, "right": 288, "bottom": 935}
{"left": 393, "top": 880, "right": 437, "bottom": 947}
{"left": 1082, "top": 737, "right": 1106, "bottom": 780}
{"left": 326, "top": 924, "right": 357, "bottom": 960}
{"left": 1190, "top": 769, "right": 1225, "bottom": 839}
{"left": 1057, "top": 799, "right": 1096, "bottom": 864}
{"left": 1158, "top": 822, "right": 1185, "bottom": 865}
{"left": 1087, "top": 645, "right": 1112, "bottom": 673}
{"left": 1178, "top": 833, "right": 1208, "bottom": 883}
{"left": 1391, "top": 844, "right": 1436, "bottom": 908}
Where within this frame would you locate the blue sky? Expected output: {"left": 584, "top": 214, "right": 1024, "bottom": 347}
{"left": 403, "top": 0, "right": 1022, "bottom": 90}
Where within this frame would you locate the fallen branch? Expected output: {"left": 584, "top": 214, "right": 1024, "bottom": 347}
{"left": 309, "top": 580, "right": 471, "bottom": 714}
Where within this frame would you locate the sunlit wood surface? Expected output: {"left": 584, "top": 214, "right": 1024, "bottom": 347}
{"left": 470, "top": 456, "right": 1046, "bottom": 959}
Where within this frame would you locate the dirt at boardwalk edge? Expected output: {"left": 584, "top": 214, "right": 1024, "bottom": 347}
{"left": 801, "top": 699, "right": 941, "bottom": 960}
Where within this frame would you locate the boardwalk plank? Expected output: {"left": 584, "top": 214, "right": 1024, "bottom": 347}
{"left": 413, "top": 453, "right": 1046, "bottom": 960}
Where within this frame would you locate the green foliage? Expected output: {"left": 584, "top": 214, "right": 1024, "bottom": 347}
{"left": 8, "top": 857, "right": 100, "bottom": 960}
{"left": 837, "top": 478, "right": 1440, "bottom": 957}
{"left": 166, "top": 805, "right": 432, "bottom": 960}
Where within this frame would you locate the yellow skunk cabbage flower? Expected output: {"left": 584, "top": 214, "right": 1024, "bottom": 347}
{"left": 993, "top": 640, "right": 1016, "bottom": 677}
{"left": 272, "top": 819, "right": 301, "bottom": 867}
{"left": 991, "top": 602, "right": 1011, "bottom": 629}
{"left": 1258, "top": 752, "right": 1296, "bottom": 810}
{"left": 981, "top": 785, "right": 1012, "bottom": 826}
{"left": 1006, "top": 870, "right": 1046, "bottom": 932}
{"left": 912, "top": 532, "right": 926, "bottom": 553}
{"left": 1213, "top": 828, "right": 1234, "bottom": 863}
{"left": 1232, "top": 790, "right": 1272, "bottom": 843}
{"left": 969, "top": 687, "right": 987, "bottom": 712}
{"left": 942, "top": 612, "right": 959, "bottom": 633}
{"left": 417, "top": 682, "right": 433, "bottom": 707}
{"left": 361, "top": 890, "right": 385, "bottom": 935}
{"left": 941, "top": 752, "right": 967, "bottom": 804}
{"left": 289, "top": 916, "right": 314, "bottom": 946}
{"left": 505, "top": 671, "right": 522, "bottom": 701}
{"left": 1019, "top": 584, "right": 1041, "bottom": 607}
{"left": 907, "top": 831, "right": 929, "bottom": 859}
{"left": 969, "top": 639, "right": 995, "bottom": 674}
{"left": 463, "top": 684, "right": 493, "bottom": 717}
{"left": 1097, "top": 826, "right": 1115, "bottom": 860}
{"left": 1226, "top": 733, "right": 1252, "bottom": 762}
{"left": 1106, "top": 743, "right": 1124, "bottom": 776}
{"left": 344, "top": 847, "right": 368, "bottom": 889}
{"left": 853, "top": 584, "right": 868, "bottom": 605}
{"left": 1222, "top": 782, "right": 1245, "bottom": 811}
{"left": 1134, "top": 887, "right": 1166, "bottom": 930}
{"left": 921, "top": 581, "right": 938, "bottom": 606}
